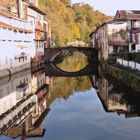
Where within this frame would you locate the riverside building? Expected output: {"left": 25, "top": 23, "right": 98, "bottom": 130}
{"left": 0, "top": 0, "right": 50, "bottom": 76}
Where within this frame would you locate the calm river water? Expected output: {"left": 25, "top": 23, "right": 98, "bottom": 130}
{"left": 0, "top": 52, "right": 140, "bottom": 140}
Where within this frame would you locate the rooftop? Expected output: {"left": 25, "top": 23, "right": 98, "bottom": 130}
{"left": 115, "top": 10, "right": 140, "bottom": 20}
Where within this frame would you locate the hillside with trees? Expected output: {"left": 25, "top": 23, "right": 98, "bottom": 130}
{"left": 39, "top": 0, "right": 112, "bottom": 47}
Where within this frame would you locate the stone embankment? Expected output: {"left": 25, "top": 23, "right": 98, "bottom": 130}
{"left": 0, "top": 63, "right": 30, "bottom": 79}
{"left": 104, "top": 64, "right": 140, "bottom": 93}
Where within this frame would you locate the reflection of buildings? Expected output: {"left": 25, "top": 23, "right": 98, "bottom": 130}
{"left": 0, "top": 70, "right": 32, "bottom": 116}
{"left": 0, "top": 68, "right": 51, "bottom": 138}
{"left": 91, "top": 71, "right": 140, "bottom": 118}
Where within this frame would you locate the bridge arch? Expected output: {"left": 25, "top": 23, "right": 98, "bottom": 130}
{"left": 45, "top": 47, "right": 98, "bottom": 63}
{"left": 45, "top": 47, "right": 98, "bottom": 77}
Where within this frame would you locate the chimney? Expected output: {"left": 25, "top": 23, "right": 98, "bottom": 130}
{"left": 17, "top": 0, "right": 23, "bottom": 18}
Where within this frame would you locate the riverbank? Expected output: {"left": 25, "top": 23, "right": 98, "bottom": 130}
{"left": 0, "top": 62, "right": 30, "bottom": 79}
{"left": 103, "top": 63, "right": 140, "bottom": 93}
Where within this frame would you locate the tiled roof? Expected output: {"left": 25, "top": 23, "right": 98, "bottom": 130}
{"left": 129, "top": 10, "right": 140, "bottom": 14}
{"left": 115, "top": 10, "right": 140, "bottom": 20}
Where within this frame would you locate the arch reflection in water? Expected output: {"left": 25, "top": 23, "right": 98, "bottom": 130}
{"left": 54, "top": 51, "right": 88, "bottom": 73}
{"left": 45, "top": 50, "right": 98, "bottom": 77}
{"left": 0, "top": 69, "right": 51, "bottom": 139}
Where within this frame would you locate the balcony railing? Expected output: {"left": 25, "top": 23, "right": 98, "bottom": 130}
{"left": 108, "top": 37, "right": 129, "bottom": 46}
{"left": 108, "top": 33, "right": 129, "bottom": 46}
{"left": 108, "top": 40, "right": 129, "bottom": 46}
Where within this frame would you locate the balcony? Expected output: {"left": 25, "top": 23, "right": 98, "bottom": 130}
{"left": 108, "top": 31, "right": 129, "bottom": 46}
{"left": 108, "top": 40, "right": 129, "bottom": 46}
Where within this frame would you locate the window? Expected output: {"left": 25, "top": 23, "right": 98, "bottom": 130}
{"left": 137, "top": 21, "right": 140, "bottom": 27}
{"left": 132, "top": 44, "right": 136, "bottom": 50}
{"left": 14, "top": 30, "right": 17, "bottom": 33}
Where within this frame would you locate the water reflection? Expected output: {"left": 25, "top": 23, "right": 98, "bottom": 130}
{"left": 91, "top": 67, "right": 140, "bottom": 118}
{"left": 0, "top": 69, "right": 51, "bottom": 139}
{"left": 44, "top": 75, "right": 140, "bottom": 140}
{"left": 50, "top": 76, "right": 92, "bottom": 102}
{"left": 55, "top": 51, "right": 88, "bottom": 72}
{"left": 0, "top": 55, "right": 140, "bottom": 140}
{"left": 45, "top": 50, "right": 98, "bottom": 77}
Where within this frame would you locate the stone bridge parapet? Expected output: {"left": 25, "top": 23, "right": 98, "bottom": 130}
{"left": 45, "top": 47, "right": 98, "bottom": 63}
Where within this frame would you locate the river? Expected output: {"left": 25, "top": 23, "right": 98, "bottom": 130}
{"left": 0, "top": 51, "right": 140, "bottom": 140}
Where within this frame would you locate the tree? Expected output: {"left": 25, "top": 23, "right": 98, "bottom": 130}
{"left": 39, "top": 0, "right": 112, "bottom": 47}
{"left": 60, "top": 0, "right": 71, "bottom": 6}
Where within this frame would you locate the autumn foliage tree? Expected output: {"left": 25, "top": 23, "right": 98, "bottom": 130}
{"left": 39, "top": 0, "right": 112, "bottom": 47}
{"left": 60, "top": 0, "right": 71, "bottom": 6}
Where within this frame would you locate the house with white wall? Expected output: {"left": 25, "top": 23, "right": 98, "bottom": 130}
{"left": 0, "top": 9, "right": 35, "bottom": 70}
{"left": 90, "top": 20, "right": 128, "bottom": 60}
{"left": 114, "top": 10, "right": 140, "bottom": 52}
{"left": 90, "top": 10, "right": 140, "bottom": 62}
{"left": 0, "top": 0, "right": 50, "bottom": 76}
{"left": 22, "top": 0, "right": 49, "bottom": 63}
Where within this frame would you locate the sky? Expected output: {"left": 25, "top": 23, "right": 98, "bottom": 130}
{"left": 72, "top": 0, "right": 140, "bottom": 16}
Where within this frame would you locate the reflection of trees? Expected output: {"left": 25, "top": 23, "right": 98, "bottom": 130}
{"left": 48, "top": 51, "right": 91, "bottom": 104}
{"left": 49, "top": 76, "right": 92, "bottom": 104}
{"left": 56, "top": 51, "right": 88, "bottom": 72}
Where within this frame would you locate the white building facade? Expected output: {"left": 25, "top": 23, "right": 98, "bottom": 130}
{"left": 114, "top": 10, "right": 140, "bottom": 52}
{"left": 90, "top": 21, "right": 128, "bottom": 60}
{"left": 0, "top": 0, "right": 49, "bottom": 74}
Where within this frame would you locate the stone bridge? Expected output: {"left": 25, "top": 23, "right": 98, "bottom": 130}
{"left": 45, "top": 47, "right": 98, "bottom": 63}
{"left": 45, "top": 47, "right": 98, "bottom": 77}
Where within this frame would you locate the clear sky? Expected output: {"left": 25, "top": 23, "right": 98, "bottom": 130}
{"left": 72, "top": 0, "right": 140, "bottom": 16}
